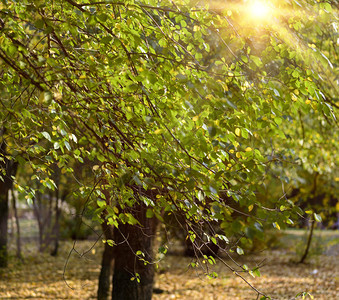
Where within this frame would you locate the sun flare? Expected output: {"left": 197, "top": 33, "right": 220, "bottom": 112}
{"left": 248, "top": 0, "right": 271, "bottom": 19}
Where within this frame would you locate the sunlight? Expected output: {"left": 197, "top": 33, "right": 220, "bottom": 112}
{"left": 248, "top": 0, "right": 271, "bottom": 20}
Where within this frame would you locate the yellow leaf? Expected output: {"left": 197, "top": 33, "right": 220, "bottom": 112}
{"left": 236, "top": 152, "right": 241, "bottom": 158}
{"left": 235, "top": 128, "right": 241, "bottom": 137}
{"left": 245, "top": 147, "right": 252, "bottom": 152}
{"left": 248, "top": 205, "right": 253, "bottom": 212}
{"left": 192, "top": 115, "right": 199, "bottom": 122}
{"left": 305, "top": 99, "right": 311, "bottom": 104}
{"left": 154, "top": 129, "right": 164, "bottom": 135}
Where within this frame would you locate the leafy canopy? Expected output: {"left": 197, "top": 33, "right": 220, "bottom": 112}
{"left": 0, "top": 0, "right": 338, "bottom": 263}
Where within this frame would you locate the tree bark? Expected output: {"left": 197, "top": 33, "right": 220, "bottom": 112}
{"left": 50, "top": 196, "right": 61, "bottom": 256}
{"left": 299, "top": 218, "right": 315, "bottom": 264}
{"left": 11, "top": 188, "right": 22, "bottom": 260}
{"left": 33, "top": 188, "right": 53, "bottom": 253}
{"left": 299, "top": 174, "right": 318, "bottom": 264}
{"left": 0, "top": 136, "right": 18, "bottom": 268}
{"left": 112, "top": 203, "right": 157, "bottom": 300}
{"left": 33, "top": 191, "right": 45, "bottom": 252}
{"left": 0, "top": 190, "right": 9, "bottom": 268}
{"left": 51, "top": 166, "right": 62, "bottom": 256}
{"left": 97, "top": 223, "right": 114, "bottom": 300}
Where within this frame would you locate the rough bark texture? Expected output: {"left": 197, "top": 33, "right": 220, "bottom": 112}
{"left": 112, "top": 203, "right": 157, "bottom": 300}
{"left": 97, "top": 223, "right": 114, "bottom": 300}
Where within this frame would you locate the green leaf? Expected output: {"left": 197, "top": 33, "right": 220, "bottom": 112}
{"left": 208, "top": 126, "right": 217, "bottom": 137}
{"left": 97, "top": 199, "right": 106, "bottom": 208}
{"left": 250, "top": 55, "right": 263, "bottom": 67}
{"left": 158, "top": 246, "right": 168, "bottom": 254}
{"left": 236, "top": 246, "right": 244, "bottom": 255}
{"left": 146, "top": 208, "right": 154, "bottom": 218}
{"left": 136, "top": 250, "right": 145, "bottom": 257}
{"left": 314, "top": 213, "right": 322, "bottom": 223}
{"left": 106, "top": 239, "right": 115, "bottom": 246}
{"left": 292, "top": 70, "right": 299, "bottom": 78}
{"left": 189, "top": 233, "right": 196, "bottom": 243}
{"left": 273, "top": 89, "right": 280, "bottom": 97}
{"left": 101, "top": 36, "right": 113, "bottom": 45}
{"left": 252, "top": 267, "right": 261, "bottom": 277}
{"left": 71, "top": 134, "right": 78, "bottom": 143}
{"left": 274, "top": 117, "right": 282, "bottom": 125}
{"left": 241, "top": 128, "right": 249, "bottom": 139}
{"left": 98, "top": 13, "right": 108, "bottom": 22}
{"left": 64, "top": 140, "right": 71, "bottom": 151}
{"left": 42, "top": 131, "right": 51, "bottom": 142}
{"left": 209, "top": 186, "right": 218, "bottom": 195}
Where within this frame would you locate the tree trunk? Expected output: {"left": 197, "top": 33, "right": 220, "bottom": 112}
{"left": 33, "top": 188, "right": 54, "bottom": 253}
{"left": 97, "top": 223, "right": 114, "bottom": 300}
{"left": 0, "top": 136, "right": 18, "bottom": 268}
{"left": 112, "top": 203, "right": 157, "bottom": 300}
{"left": 0, "top": 191, "right": 9, "bottom": 268}
{"left": 299, "top": 218, "right": 315, "bottom": 264}
{"left": 11, "top": 188, "right": 22, "bottom": 260}
{"left": 51, "top": 166, "right": 61, "bottom": 256}
{"left": 50, "top": 196, "right": 61, "bottom": 256}
{"left": 299, "top": 175, "right": 318, "bottom": 264}
{"left": 33, "top": 191, "right": 45, "bottom": 252}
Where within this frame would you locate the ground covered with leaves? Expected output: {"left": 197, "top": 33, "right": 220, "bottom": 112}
{"left": 0, "top": 230, "right": 338, "bottom": 299}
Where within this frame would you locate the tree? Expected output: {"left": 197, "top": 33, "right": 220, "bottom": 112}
{"left": 0, "top": 0, "right": 337, "bottom": 298}
{"left": 0, "top": 129, "right": 18, "bottom": 267}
